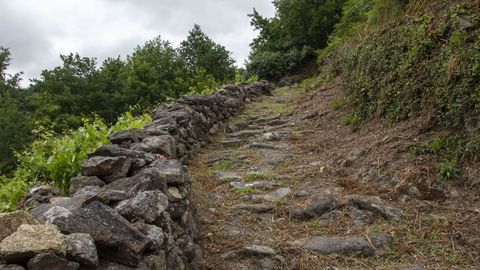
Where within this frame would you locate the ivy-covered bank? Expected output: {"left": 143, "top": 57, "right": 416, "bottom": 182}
{"left": 322, "top": 0, "right": 480, "bottom": 180}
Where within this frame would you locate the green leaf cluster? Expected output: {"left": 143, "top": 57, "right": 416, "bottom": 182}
{"left": 0, "top": 111, "right": 151, "bottom": 212}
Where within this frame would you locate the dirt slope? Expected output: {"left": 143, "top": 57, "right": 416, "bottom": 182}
{"left": 189, "top": 79, "right": 480, "bottom": 269}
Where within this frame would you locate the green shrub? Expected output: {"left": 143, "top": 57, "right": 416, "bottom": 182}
{"left": 332, "top": 98, "right": 347, "bottom": 110}
{"left": 342, "top": 114, "right": 362, "bottom": 125}
{"left": 436, "top": 161, "right": 459, "bottom": 181}
{"left": 0, "top": 111, "right": 151, "bottom": 212}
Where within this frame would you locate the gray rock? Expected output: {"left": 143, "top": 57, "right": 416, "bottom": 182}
{"left": 230, "top": 181, "right": 278, "bottom": 191}
{"left": 107, "top": 129, "right": 147, "bottom": 144}
{"left": 292, "top": 194, "right": 340, "bottom": 220}
{"left": 148, "top": 160, "right": 188, "bottom": 185}
{"left": 261, "top": 132, "right": 281, "bottom": 142}
{"left": 241, "top": 245, "right": 276, "bottom": 256}
{"left": 80, "top": 156, "right": 132, "bottom": 183}
{"left": 347, "top": 195, "right": 401, "bottom": 219}
{"left": 249, "top": 142, "right": 277, "bottom": 150}
{"left": 72, "top": 186, "right": 102, "bottom": 197}
{"left": 293, "top": 234, "right": 392, "bottom": 256}
{"left": 65, "top": 233, "right": 98, "bottom": 268}
{"left": 318, "top": 210, "right": 341, "bottom": 224}
{"left": 27, "top": 253, "right": 79, "bottom": 270}
{"left": 82, "top": 190, "right": 129, "bottom": 206}
{"left": 232, "top": 204, "right": 274, "bottom": 213}
{"left": 256, "top": 149, "right": 291, "bottom": 165}
{"left": 89, "top": 145, "right": 156, "bottom": 164}
{"left": 215, "top": 171, "right": 242, "bottom": 182}
{"left": 131, "top": 135, "right": 176, "bottom": 158}
{"left": 229, "top": 130, "right": 263, "bottom": 139}
{"left": 220, "top": 139, "right": 243, "bottom": 147}
{"left": 0, "top": 264, "right": 25, "bottom": 270}
{"left": 134, "top": 223, "right": 164, "bottom": 251}
{"left": 293, "top": 189, "right": 310, "bottom": 198}
{"left": 43, "top": 206, "right": 72, "bottom": 224}
{"left": 263, "top": 188, "right": 291, "bottom": 201}
{"left": 19, "top": 186, "right": 59, "bottom": 210}
{"left": 116, "top": 191, "right": 169, "bottom": 223}
{"left": 69, "top": 176, "right": 105, "bottom": 195}
{"left": 350, "top": 208, "right": 374, "bottom": 227}
{"left": 52, "top": 201, "right": 150, "bottom": 267}
{"left": 0, "top": 211, "right": 37, "bottom": 242}
{"left": 221, "top": 226, "right": 246, "bottom": 239}
{"left": 0, "top": 224, "right": 66, "bottom": 263}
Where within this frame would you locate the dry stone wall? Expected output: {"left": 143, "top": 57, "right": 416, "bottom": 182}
{"left": 0, "top": 81, "right": 274, "bottom": 270}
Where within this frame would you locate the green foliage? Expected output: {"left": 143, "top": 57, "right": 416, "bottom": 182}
{"left": 342, "top": 114, "right": 362, "bottom": 125}
{"left": 247, "top": 0, "right": 346, "bottom": 81}
{"left": 334, "top": 5, "right": 480, "bottom": 128}
{"left": 214, "top": 159, "right": 234, "bottom": 171}
{"left": 332, "top": 98, "right": 346, "bottom": 110}
{"left": 0, "top": 174, "right": 28, "bottom": 212}
{"left": 436, "top": 161, "right": 459, "bottom": 181}
{"left": 0, "top": 48, "right": 33, "bottom": 174}
{"left": 179, "top": 24, "right": 236, "bottom": 82}
{"left": 186, "top": 68, "right": 221, "bottom": 95}
{"left": 0, "top": 111, "right": 151, "bottom": 212}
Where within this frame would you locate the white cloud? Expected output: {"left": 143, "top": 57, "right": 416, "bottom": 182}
{"left": 0, "top": 0, "right": 275, "bottom": 86}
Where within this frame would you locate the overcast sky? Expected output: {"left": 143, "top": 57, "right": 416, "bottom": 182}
{"left": 0, "top": 0, "right": 275, "bottom": 86}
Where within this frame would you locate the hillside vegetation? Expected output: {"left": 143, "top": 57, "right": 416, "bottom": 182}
{"left": 318, "top": 0, "right": 480, "bottom": 182}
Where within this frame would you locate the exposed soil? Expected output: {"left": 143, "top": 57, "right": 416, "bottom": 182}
{"left": 189, "top": 78, "right": 480, "bottom": 269}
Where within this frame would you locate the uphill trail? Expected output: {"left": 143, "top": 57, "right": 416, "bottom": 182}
{"left": 188, "top": 80, "right": 479, "bottom": 269}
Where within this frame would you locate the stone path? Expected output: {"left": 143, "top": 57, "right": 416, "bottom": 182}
{"left": 189, "top": 86, "right": 405, "bottom": 269}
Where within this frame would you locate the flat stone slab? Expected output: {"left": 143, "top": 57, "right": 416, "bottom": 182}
{"left": 220, "top": 139, "right": 244, "bottom": 147}
{"left": 230, "top": 181, "right": 278, "bottom": 191}
{"left": 232, "top": 204, "right": 274, "bottom": 213}
{"left": 347, "top": 195, "right": 401, "bottom": 219}
{"left": 229, "top": 130, "right": 264, "bottom": 139}
{"left": 241, "top": 245, "right": 276, "bottom": 256}
{"left": 256, "top": 149, "right": 292, "bottom": 165}
{"left": 293, "top": 233, "right": 392, "bottom": 256}
{"left": 249, "top": 143, "right": 277, "bottom": 150}
{"left": 263, "top": 188, "right": 291, "bottom": 201}
{"left": 215, "top": 171, "right": 242, "bottom": 182}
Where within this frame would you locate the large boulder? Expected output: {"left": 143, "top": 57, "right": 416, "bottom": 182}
{"left": 105, "top": 168, "right": 168, "bottom": 197}
{"left": 0, "top": 211, "right": 37, "bottom": 242}
{"left": 80, "top": 156, "right": 132, "bottom": 183}
{"left": 131, "top": 135, "right": 176, "bottom": 159}
{"left": 0, "top": 224, "right": 67, "bottom": 263}
{"left": 65, "top": 233, "right": 98, "bottom": 268}
{"left": 116, "top": 191, "right": 169, "bottom": 223}
{"left": 52, "top": 201, "right": 150, "bottom": 267}
{"left": 148, "top": 160, "right": 189, "bottom": 186}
